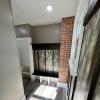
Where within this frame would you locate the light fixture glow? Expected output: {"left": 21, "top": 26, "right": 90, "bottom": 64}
{"left": 46, "top": 5, "right": 53, "bottom": 12}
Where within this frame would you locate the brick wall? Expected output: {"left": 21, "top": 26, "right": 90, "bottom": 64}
{"left": 59, "top": 16, "right": 74, "bottom": 83}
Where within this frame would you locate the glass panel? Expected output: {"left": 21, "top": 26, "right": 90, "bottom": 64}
{"left": 33, "top": 49, "right": 59, "bottom": 73}
{"left": 38, "top": 50, "right": 45, "bottom": 71}
{"left": 54, "top": 50, "right": 59, "bottom": 72}
{"left": 46, "top": 50, "right": 53, "bottom": 72}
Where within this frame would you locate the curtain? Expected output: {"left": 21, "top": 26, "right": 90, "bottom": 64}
{"left": 33, "top": 50, "right": 59, "bottom": 76}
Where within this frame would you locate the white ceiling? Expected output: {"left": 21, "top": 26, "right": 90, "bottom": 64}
{"left": 11, "top": 0, "right": 79, "bottom": 26}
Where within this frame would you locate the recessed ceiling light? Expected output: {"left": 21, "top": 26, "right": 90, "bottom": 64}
{"left": 46, "top": 5, "right": 53, "bottom": 12}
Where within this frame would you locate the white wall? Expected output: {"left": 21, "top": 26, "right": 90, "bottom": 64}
{"left": 32, "top": 23, "right": 61, "bottom": 43}
{"left": 0, "top": 0, "right": 25, "bottom": 100}
{"left": 17, "top": 39, "right": 30, "bottom": 67}
{"left": 17, "top": 38, "right": 35, "bottom": 81}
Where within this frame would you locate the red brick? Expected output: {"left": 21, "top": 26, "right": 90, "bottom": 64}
{"left": 59, "top": 16, "right": 74, "bottom": 83}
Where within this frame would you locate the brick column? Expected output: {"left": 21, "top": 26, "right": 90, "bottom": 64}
{"left": 59, "top": 16, "right": 74, "bottom": 83}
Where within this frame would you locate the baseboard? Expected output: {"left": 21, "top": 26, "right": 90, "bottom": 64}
{"left": 20, "top": 95, "right": 26, "bottom": 100}
{"left": 57, "top": 82, "right": 67, "bottom": 89}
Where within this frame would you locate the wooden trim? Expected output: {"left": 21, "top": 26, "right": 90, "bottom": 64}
{"left": 83, "top": 0, "right": 100, "bottom": 26}
{"left": 87, "top": 60, "right": 100, "bottom": 100}
{"left": 87, "top": 32, "right": 100, "bottom": 100}
{"left": 71, "top": 76, "right": 77, "bottom": 100}
{"left": 31, "top": 43, "right": 60, "bottom": 50}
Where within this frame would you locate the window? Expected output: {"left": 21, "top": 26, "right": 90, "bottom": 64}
{"left": 32, "top": 43, "right": 60, "bottom": 77}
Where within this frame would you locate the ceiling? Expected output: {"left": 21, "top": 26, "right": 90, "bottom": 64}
{"left": 11, "top": 0, "right": 79, "bottom": 26}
